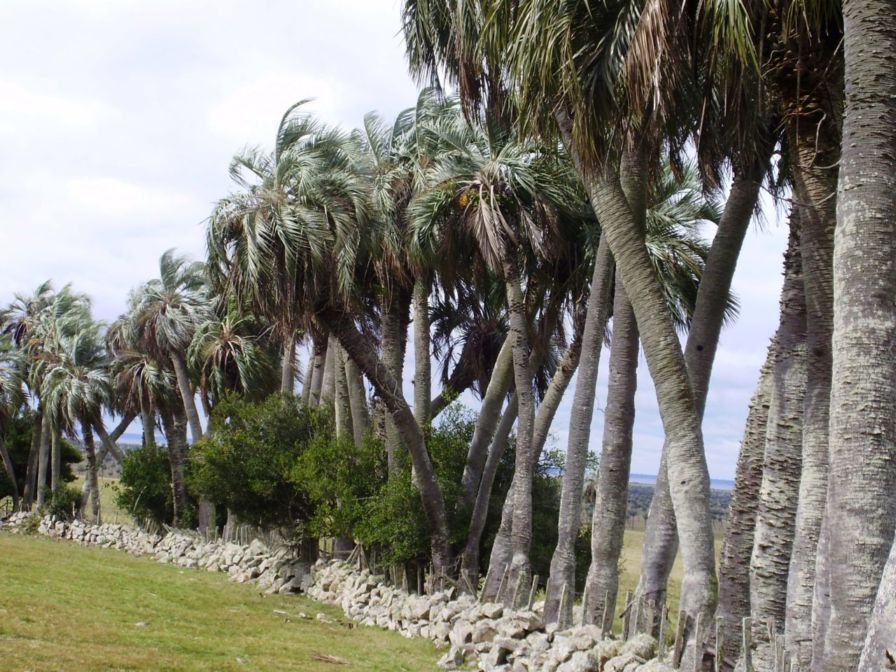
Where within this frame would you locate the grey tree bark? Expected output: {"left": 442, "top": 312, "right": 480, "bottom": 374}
{"left": 142, "top": 406, "right": 156, "bottom": 449}
{"left": 320, "top": 334, "right": 337, "bottom": 410}
{"left": 333, "top": 341, "right": 353, "bottom": 442}
{"left": 50, "top": 424, "right": 61, "bottom": 494}
{"left": 503, "top": 260, "right": 537, "bottom": 604}
{"left": 160, "top": 408, "right": 188, "bottom": 527}
{"left": 35, "top": 411, "right": 50, "bottom": 507}
{"left": 321, "top": 307, "right": 451, "bottom": 575}
{"left": 413, "top": 278, "right": 431, "bottom": 427}
{"left": 588, "top": 163, "right": 717, "bottom": 633}
{"left": 79, "top": 420, "right": 100, "bottom": 523}
{"left": 748, "top": 214, "right": 806, "bottom": 659}
{"left": 784, "top": 127, "right": 837, "bottom": 669}
{"left": 545, "top": 233, "right": 615, "bottom": 625}
{"left": 170, "top": 350, "right": 202, "bottom": 443}
{"left": 280, "top": 331, "right": 296, "bottom": 395}
{"left": 858, "top": 531, "right": 896, "bottom": 672}
{"left": 637, "top": 158, "right": 769, "bottom": 631}
{"left": 0, "top": 435, "right": 19, "bottom": 511}
{"left": 579, "top": 281, "right": 638, "bottom": 631}
{"left": 813, "top": 4, "right": 896, "bottom": 668}
{"left": 308, "top": 331, "right": 328, "bottom": 406}
{"left": 461, "top": 394, "right": 518, "bottom": 585}
{"left": 381, "top": 289, "right": 411, "bottom": 473}
{"left": 716, "top": 343, "right": 775, "bottom": 669}
{"left": 22, "top": 409, "right": 42, "bottom": 509}
{"left": 460, "top": 337, "right": 513, "bottom": 510}
{"left": 344, "top": 353, "right": 370, "bottom": 447}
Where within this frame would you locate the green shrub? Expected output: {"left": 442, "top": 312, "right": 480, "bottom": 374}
{"left": 43, "top": 485, "right": 82, "bottom": 521}
{"left": 0, "top": 411, "right": 82, "bottom": 501}
{"left": 116, "top": 444, "right": 180, "bottom": 527}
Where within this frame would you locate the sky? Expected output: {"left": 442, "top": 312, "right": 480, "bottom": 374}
{"left": 0, "top": 0, "right": 789, "bottom": 480}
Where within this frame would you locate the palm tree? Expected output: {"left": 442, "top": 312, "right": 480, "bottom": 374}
{"left": 409, "top": 116, "right": 584, "bottom": 593}
{"left": 129, "top": 250, "right": 214, "bottom": 529}
{"left": 817, "top": 2, "right": 896, "bottom": 668}
{"left": 0, "top": 336, "right": 25, "bottom": 511}
{"left": 35, "top": 310, "right": 111, "bottom": 522}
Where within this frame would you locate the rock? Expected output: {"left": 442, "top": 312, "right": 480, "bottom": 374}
{"left": 620, "top": 633, "right": 657, "bottom": 660}
{"left": 556, "top": 650, "right": 598, "bottom": 672}
{"left": 480, "top": 602, "right": 504, "bottom": 620}
{"left": 603, "top": 654, "right": 643, "bottom": 672}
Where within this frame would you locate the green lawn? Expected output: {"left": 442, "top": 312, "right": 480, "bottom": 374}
{"left": 0, "top": 534, "right": 438, "bottom": 672}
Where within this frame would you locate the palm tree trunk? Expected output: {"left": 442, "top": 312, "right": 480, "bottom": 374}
{"left": 280, "top": 331, "right": 296, "bottom": 395}
{"left": 142, "top": 407, "right": 156, "bottom": 449}
{"left": 170, "top": 351, "right": 203, "bottom": 442}
{"left": 814, "top": 5, "right": 896, "bottom": 667}
{"left": 544, "top": 234, "right": 614, "bottom": 625}
{"left": 321, "top": 307, "right": 451, "bottom": 575}
{"left": 784, "top": 126, "right": 837, "bottom": 669}
{"left": 502, "top": 258, "right": 537, "bottom": 605}
{"left": 637, "top": 158, "right": 769, "bottom": 631}
{"left": 0, "top": 435, "right": 19, "bottom": 511}
{"left": 308, "top": 331, "right": 328, "bottom": 406}
{"left": 589, "top": 163, "right": 717, "bottom": 635}
{"left": 333, "top": 341, "right": 353, "bottom": 441}
{"left": 320, "top": 334, "right": 337, "bottom": 409}
{"left": 716, "top": 341, "right": 775, "bottom": 669}
{"left": 858, "top": 531, "right": 896, "bottom": 671}
{"left": 460, "top": 337, "right": 513, "bottom": 510}
{"left": 413, "top": 277, "right": 431, "bottom": 426}
{"left": 301, "top": 353, "right": 314, "bottom": 405}
{"left": 23, "top": 409, "right": 42, "bottom": 509}
{"left": 482, "top": 320, "right": 584, "bottom": 599}
{"left": 462, "top": 394, "right": 518, "bottom": 585}
{"left": 36, "top": 412, "right": 50, "bottom": 507}
{"left": 50, "top": 424, "right": 61, "bottom": 494}
{"left": 749, "top": 214, "right": 807, "bottom": 659}
{"left": 344, "top": 354, "right": 370, "bottom": 446}
{"left": 79, "top": 420, "right": 100, "bottom": 523}
{"left": 161, "top": 408, "right": 187, "bottom": 527}
{"left": 578, "top": 280, "right": 638, "bottom": 630}
{"left": 381, "top": 288, "right": 411, "bottom": 473}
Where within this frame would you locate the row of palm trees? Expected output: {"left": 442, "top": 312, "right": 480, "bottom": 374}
{"left": 394, "top": 0, "right": 895, "bottom": 671}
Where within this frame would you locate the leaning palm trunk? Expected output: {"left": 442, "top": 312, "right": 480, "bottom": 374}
{"left": 344, "top": 354, "right": 370, "bottom": 447}
{"left": 579, "top": 281, "right": 638, "bottom": 630}
{"left": 748, "top": 215, "right": 807, "bottom": 661}
{"left": 79, "top": 420, "right": 100, "bottom": 523}
{"left": 280, "top": 331, "right": 296, "bottom": 395}
{"left": 413, "top": 277, "right": 431, "bottom": 427}
{"left": 320, "top": 335, "right": 337, "bottom": 409}
{"left": 23, "top": 410, "right": 42, "bottom": 509}
{"left": 460, "top": 337, "right": 513, "bottom": 510}
{"left": 0, "top": 436, "right": 19, "bottom": 511}
{"left": 308, "top": 332, "right": 328, "bottom": 406}
{"left": 482, "top": 318, "right": 584, "bottom": 599}
{"left": 380, "top": 290, "right": 411, "bottom": 473}
{"left": 859, "top": 531, "right": 896, "bottom": 671}
{"left": 50, "top": 425, "right": 61, "bottom": 494}
{"left": 36, "top": 412, "right": 51, "bottom": 507}
{"left": 461, "top": 394, "right": 518, "bottom": 585}
{"left": 170, "top": 351, "right": 203, "bottom": 443}
{"left": 544, "top": 234, "right": 614, "bottom": 626}
{"left": 503, "top": 260, "right": 537, "bottom": 604}
{"left": 813, "top": 5, "right": 896, "bottom": 668}
{"left": 716, "top": 344, "right": 775, "bottom": 669}
{"left": 586, "top": 161, "right": 717, "bottom": 634}
{"left": 333, "top": 341, "right": 353, "bottom": 441}
{"left": 637, "top": 158, "right": 769, "bottom": 632}
{"left": 142, "top": 406, "right": 156, "bottom": 449}
{"left": 784, "top": 132, "right": 837, "bottom": 669}
{"left": 321, "top": 307, "right": 452, "bottom": 575}
{"left": 161, "top": 408, "right": 188, "bottom": 527}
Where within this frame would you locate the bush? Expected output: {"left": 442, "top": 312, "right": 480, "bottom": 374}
{"left": 188, "top": 395, "right": 322, "bottom": 535}
{"left": 116, "top": 444, "right": 181, "bottom": 527}
{"left": 43, "top": 485, "right": 82, "bottom": 521}
{"left": 0, "top": 411, "right": 82, "bottom": 501}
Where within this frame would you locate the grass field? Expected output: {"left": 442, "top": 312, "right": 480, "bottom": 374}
{"left": 0, "top": 534, "right": 438, "bottom": 672}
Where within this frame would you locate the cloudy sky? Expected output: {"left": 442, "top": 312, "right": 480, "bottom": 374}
{"left": 0, "top": 0, "right": 789, "bottom": 479}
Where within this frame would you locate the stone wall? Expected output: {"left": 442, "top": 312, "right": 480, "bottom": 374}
{"left": 1, "top": 512, "right": 674, "bottom": 672}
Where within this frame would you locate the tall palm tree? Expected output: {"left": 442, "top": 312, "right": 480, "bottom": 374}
{"left": 818, "top": 1, "right": 896, "bottom": 668}
{"left": 409, "top": 116, "right": 584, "bottom": 592}
{"left": 0, "top": 336, "right": 25, "bottom": 511}
{"left": 35, "top": 310, "right": 111, "bottom": 522}
{"left": 129, "top": 250, "right": 214, "bottom": 530}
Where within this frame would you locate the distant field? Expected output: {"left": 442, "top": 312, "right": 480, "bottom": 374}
{"left": 0, "top": 534, "right": 438, "bottom": 672}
